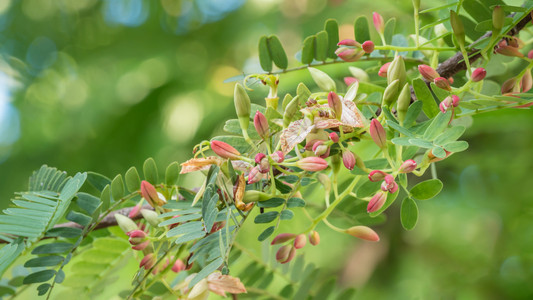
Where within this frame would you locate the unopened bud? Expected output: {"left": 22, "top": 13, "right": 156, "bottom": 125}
{"left": 255, "top": 153, "right": 270, "bottom": 173}
{"left": 335, "top": 47, "right": 365, "bottom": 62}
{"left": 132, "top": 240, "right": 150, "bottom": 251}
{"left": 296, "top": 157, "right": 329, "bottom": 172}
{"left": 492, "top": 5, "right": 504, "bottom": 33}
{"left": 327, "top": 91, "right": 342, "bottom": 119}
{"left": 368, "top": 191, "right": 387, "bottom": 213}
{"left": 254, "top": 111, "right": 269, "bottom": 139}
{"left": 342, "top": 150, "right": 356, "bottom": 171}
{"left": 283, "top": 96, "right": 300, "bottom": 127}
{"left": 140, "top": 253, "right": 156, "bottom": 269}
{"left": 521, "top": 69, "right": 532, "bottom": 93}
{"left": 293, "top": 234, "right": 307, "bottom": 249}
{"left": 211, "top": 140, "right": 241, "bottom": 160}
{"left": 271, "top": 233, "right": 296, "bottom": 245}
{"left": 242, "top": 190, "right": 271, "bottom": 203}
{"left": 373, "top": 12, "right": 384, "bottom": 34}
{"left": 368, "top": 170, "right": 387, "bottom": 182}
{"left": 276, "top": 245, "right": 291, "bottom": 263}
{"left": 337, "top": 39, "right": 360, "bottom": 47}
{"left": 380, "top": 175, "right": 398, "bottom": 193}
{"left": 172, "top": 259, "right": 186, "bottom": 273}
{"left": 501, "top": 77, "right": 518, "bottom": 94}
{"left": 309, "top": 231, "right": 320, "bottom": 246}
{"left": 382, "top": 79, "right": 400, "bottom": 107}
{"left": 349, "top": 66, "right": 369, "bottom": 82}
{"left": 344, "top": 77, "right": 358, "bottom": 86}
{"left": 115, "top": 214, "right": 138, "bottom": 234}
{"left": 312, "top": 141, "right": 330, "bottom": 158}
{"left": 247, "top": 166, "right": 262, "bottom": 184}
{"left": 387, "top": 55, "right": 406, "bottom": 87}
{"left": 308, "top": 67, "right": 336, "bottom": 92}
{"left": 495, "top": 45, "right": 524, "bottom": 57}
{"left": 317, "top": 173, "right": 331, "bottom": 193}
{"left": 528, "top": 50, "right": 533, "bottom": 59}
{"left": 378, "top": 62, "right": 390, "bottom": 78}
{"left": 129, "top": 203, "right": 142, "bottom": 218}
{"left": 329, "top": 132, "right": 339, "bottom": 143}
{"left": 397, "top": 83, "right": 411, "bottom": 123}
{"left": 140, "top": 180, "right": 164, "bottom": 208}
{"left": 234, "top": 83, "right": 251, "bottom": 131}
{"left": 271, "top": 151, "right": 284, "bottom": 163}
{"left": 471, "top": 68, "right": 486, "bottom": 82}
{"left": 418, "top": 64, "right": 440, "bottom": 81}
{"left": 369, "top": 119, "right": 387, "bottom": 148}
{"left": 362, "top": 41, "right": 375, "bottom": 53}
{"left": 399, "top": 159, "right": 417, "bottom": 173}
{"left": 141, "top": 209, "right": 160, "bottom": 227}
{"left": 450, "top": 10, "right": 465, "bottom": 47}
{"left": 434, "top": 77, "right": 452, "bottom": 91}
{"left": 451, "top": 95, "right": 460, "bottom": 107}
{"left": 345, "top": 225, "right": 380, "bottom": 242}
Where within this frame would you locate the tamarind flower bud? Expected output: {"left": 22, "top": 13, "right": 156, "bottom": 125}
{"left": 434, "top": 77, "right": 452, "bottom": 91}
{"left": 492, "top": 5, "right": 504, "bottom": 33}
{"left": 296, "top": 157, "right": 329, "bottom": 172}
{"left": 254, "top": 111, "right": 269, "bottom": 139}
{"left": 387, "top": 55, "right": 406, "bottom": 87}
{"left": 382, "top": 79, "right": 400, "bottom": 107}
{"left": 115, "top": 214, "right": 138, "bottom": 234}
{"left": 335, "top": 47, "right": 365, "bottom": 62}
{"left": 211, "top": 140, "right": 241, "bottom": 160}
{"left": 140, "top": 253, "right": 156, "bottom": 270}
{"left": 528, "top": 50, "right": 533, "bottom": 59}
{"left": 399, "top": 159, "right": 417, "bottom": 173}
{"left": 309, "top": 231, "right": 320, "bottom": 246}
{"left": 451, "top": 95, "right": 460, "bottom": 107}
{"left": 439, "top": 95, "right": 459, "bottom": 113}
{"left": 362, "top": 41, "right": 375, "bottom": 53}
{"left": 368, "top": 170, "right": 387, "bottom": 182}
{"left": 312, "top": 141, "right": 330, "bottom": 158}
{"left": 342, "top": 150, "right": 356, "bottom": 171}
{"left": 380, "top": 175, "right": 398, "bottom": 193}
{"left": 329, "top": 132, "right": 339, "bottom": 143}
{"left": 378, "top": 62, "right": 390, "bottom": 78}
{"left": 373, "top": 12, "right": 385, "bottom": 34}
{"left": 521, "top": 69, "right": 532, "bottom": 93}
{"left": 397, "top": 83, "right": 411, "bottom": 123}
{"left": 141, "top": 209, "right": 160, "bottom": 227}
{"left": 471, "top": 68, "right": 486, "bottom": 82}
{"left": 172, "top": 259, "right": 186, "bottom": 273}
{"left": 337, "top": 39, "right": 360, "bottom": 47}
{"left": 327, "top": 91, "right": 342, "bottom": 120}
{"left": 369, "top": 119, "right": 387, "bottom": 149}
{"left": 308, "top": 67, "right": 336, "bottom": 92}
{"left": 293, "top": 234, "right": 307, "bottom": 249}
{"left": 242, "top": 190, "right": 271, "bottom": 203}
{"left": 140, "top": 180, "right": 164, "bottom": 207}
{"left": 131, "top": 240, "right": 150, "bottom": 251}
{"left": 276, "top": 245, "right": 291, "bottom": 263}
{"left": 501, "top": 77, "right": 518, "bottom": 94}
{"left": 317, "top": 173, "right": 331, "bottom": 193}
{"left": 271, "top": 233, "right": 296, "bottom": 245}
{"left": 345, "top": 225, "right": 380, "bottom": 242}
{"left": 448, "top": 77, "right": 454, "bottom": 84}
{"left": 234, "top": 83, "right": 251, "bottom": 131}
{"left": 129, "top": 203, "right": 142, "bottom": 218}
{"left": 367, "top": 191, "right": 387, "bottom": 213}
{"left": 271, "top": 151, "right": 284, "bottom": 163}
{"left": 255, "top": 153, "right": 270, "bottom": 173}
{"left": 247, "top": 166, "right": 262, "bottom": 184}
{"left": 495, "top": 45, "right": 524, "bottom": 57}
{"left": 344, "top": 77, "right": 358, "bottom": 86}
{"left": 418, "top": 64, "right": 440, "bottom": 81}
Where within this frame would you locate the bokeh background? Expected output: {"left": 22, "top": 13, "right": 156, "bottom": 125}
{"left": 1, "top": 0, "right": 532, "bottom": 299}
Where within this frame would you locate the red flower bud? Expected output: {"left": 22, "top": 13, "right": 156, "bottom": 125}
{"left": 171, "top": 259, "right": 186, "bottom": 273}
{"left": 254, "top": 111, "right": 269, "bottom": 139}
{"left": 368, "top": 170, "right": 387, "bottom": 182}
{"left": 327, "top": 91, "right": 342, "bottom": 119}
{"left": 337, "top": 39, "right": 360, "bottom": 47}
{"left": 471, "top": 68, "right": 486, "bottom": 82}
{"left": 367, "top": 191, "right": 387, "bottom": 213}
{"left": 373, "top": 12, "right": 384, "bottom": 34}
{"left": 271, "top": 233, "right": 296, "bottom": 245}
{"left": 132, "top": 240, "right": 150, "bottom": 251}
{"left": 345, "top": 225, "right": 380, "bottom": 242}
{"left": 312, "top": 141, "right": 330, "bottom": 158}
{"left": 255, "top": 153, "right": 266, "bottom": 164}
{"left": 501, "top": 77, "right": 518, "bottom": 94}
{"left": 296, "top": 157, "right": 328, "bottom": 172}
{"left": 247, "top": 166, "right": 262, "bottom": 184}
{"left": 271, "top": 151, "right": 284, "bottom": 163}
{"left": 521, "top": 69, "right": 532, "bottom": 93}
{"left": 448, "top": 77, "right": 454, "bottom": 84}
{"left": 344, "top": 77, "right": 358, "bottom": 86}
{"left": 380, "top": 175, "right": 398, "bottom": 193}
{"left": 293, "top": 234, "right": 307, "bottom": 249}
{"left": 452, "top": 95, "right": 460, "bottom": 107}
{"left": 418, "top": 64, "right": 440, "bottom": 81}
{"left": 495, "top": 45, "right": 524, "bottom": 57}
{"left": 335, "top": 48, "right": 365, "bottom": 62}
{"left": 276, "top": 245, "right": 291, "bottom": 263}
{"left": 211, "top": 140, "right": 241, "bottom": 160}
{"left": 528, "top": 50, "right": 533, "bottom": 59}
{"left": 434, "top": 77, "right": 452, "bottom": 91}
{"left": 362, "top": 41, "right": 375, "bottom": 53}
{"left": 378, "top": 62, "right": 390, "bottom": 78}
{"left": 281, "top": 246, "right": 296, "bottom": 264}
{"left": 342, "top": 150, "right": 356, "bottom": 171}
{"left": 129, "top": 203, "right": 142, "bottom": 218}
{"left": 399, "top": 159, "right": 417, "bottom": 173}
{"left": 309, "top": 231, "right": 320, "bottom": 246}
{"left": 329, "top": 132, "right": 339, "bottom": 143}
{"left": 255, "top": 153, "right": 270, "bottom": 173}
{"left": 369, "top": 119, "right": 386, "bottom": 148}
{"left": 141, "top": 180, "right": 163, "bottom": 207}
{"left": 140, "top": 253, "right": 156, "bottom": 269}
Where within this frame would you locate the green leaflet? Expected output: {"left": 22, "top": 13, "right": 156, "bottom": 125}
{"left": 400, "top": 197, "right": 418, "bottom": 230}
{"left": 314, "top": 30, "right": 328, "bottom": 62}
{"left": 268, "top": 35, "right": 288, "bottom": 69}
{"left": 188, "top": 257, "right": 224, "bottom": 288}
{"left": 125, "top": 167, "right": 141, "bottom": 192}
{"left": 143, "top": 157, "right": 159, "bottom": 184}
{"left": 412, "top": 79, "right": 439, "bottom": 118}
{"left": 410, "top": 179, "right": 443, "bottom": 200}
{"left": 423, "top": 111, "right": 452, "bottom": 141}
{"left": 258, "top": 35, "right": 272, "bottom": 72}
{"left": 165, "top": 162, "right": 180, "bottom": 186}
{"left": 354, "top": 16, "right": 370, "bottom": 44}
{"left": 110, "top": 174, "right": 125, "bottom": 201}
{"left": 258, "top": 226, "right": 275, "bottom": 241}
{"left": 301, "top": 36, "right": 315, "bottom": 64}
{"left": 324, "top": 19, "right": 339, "bottom": 59}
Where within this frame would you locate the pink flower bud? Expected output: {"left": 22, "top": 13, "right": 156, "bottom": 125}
{"left": 254, "top": 111, "right": 269, "bottom": 139}
{"left": 342, "top": 150, "right": 356, "bottom": 171}
{"left": 368, "top": 170, "right": 387, "bottom": 182}
{"left": 439, "top": 95, "right": 458, "bottom": 113}
{"left": 428, "top": 149, "right": 452, "bottom": 163}
{"left": 335, "top": 48, "right": 365, "bottom": 62}
{"left": 448, "top": 77, "right": 454, "bottom": 84}
{"left": 378, "top": 62, "right": 390, "bottom": 78}
{"left": 373, "top": 12, "right": 384, "bottom": 34}
{"left": 312, "top": 141, "right": 330, "bottom": 158}
{"left": 327, "top": 91, "right": 342, "bottom": 119}
{"left": 345, "top": 225, "right": 380, "bottom": 242}
{"left": 380, "top": 175, "right": 398, "bottom": 193}
{"left": 271, "top": 151, "right": 284, "bottom": 163}
{"left": 128, "top": 203, "right": 141, "bottom": 218}
{"left": 127, "top": 230, "right": 147, "bottom": 239}
{"left": 247, "top": 166, "right": 262, "bottom": 184}
{"left": 309, "top": 231, "right": 320, "bottom": 246}
{"left": 495, "top": 45, "right": 524, "bottom": 57}
{"left": 451, "top": 95, "right": 460, "bottom": 107}
{"left": 362, "top": 41, "right": 375, "bottom": 53}
{"left": 282, "top": 246, "right": 296, "bottom": 264}
{"left": 367, "top": 191, "right": 387, "bottom": 213}
{"left": 521, "top": 69, "right": 532, "bottom": 93}
{"left": 171, "top": 259, "right": 186, "bottom": 273}
{"left": 344, "top": 77, "right": 358, "bottom": 86}
{"left": 418, "top": 64, "right": 440, "bottom": 81}
{"left": 276, "top": 245, "right": 291, "bottom": 263}
{"left": 528, "top": 50, "right": 533, "bottom": 59}
{"left": 141, "top": 180, "right": 163, "bottom": 207}
{"left": 131, "top": 240, "right": 150, "bottom": 251}
{"left": 434, "top": 77, "right": 452, "bottom": 91}
{"left": 399, "top": 159, "right": 417, "bottom": 173}
{"left": 337, "top": 39, "right": 360, "bottom": 47}
{"left": 255, "top": 153, "right": 270, "bottom": 173}
{"left": 501, "top": 77, "right": 518, "bottom": 94}
{"left": 329, "top": 132, "right": 339, "bottom": 143}
{"left": 471, "top": 68, "right": 486, "bottom": 82}
{"left": 369, "top": 119, "right": 386, "bottom": 148}
{"left": 271, "top": 233, "right": 296, "bottom": 245}
{"left": 210, "top": 221, "right": 225, "bottom": 233}
{"left": 296, "top": 157, "right": 329, "bottom": 172}
{"left": 140, "top": 253, "right": 156, "bottom": 269}
{"left": 211, "top": 140, "right": 241, "bottom": 160}
{"left": 293, "top": 234, "right": 307, "bottom": 249}
{"left": 255, "top": 153, "right": 266, "bottom": 164}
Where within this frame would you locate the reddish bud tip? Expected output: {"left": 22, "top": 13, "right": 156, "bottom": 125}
{"left": 312, "top": 141, "right": 330, "bottom": 158}
{"left": 255, "top": 153, "right": 266, "bottom": 164}
{"left": 344, "top": 77, "right": 358, "bottom": 86}
{"left": 434, "top": 77, "right": 452, "bottom": 91}
{"left": 211, "top": 140, "right": 241, "bottom": 160}
{"left": 373, "top": 12, "right": 384, "bottom": 34}
{"left": 140, "top": 253, "right": 156, "bottom": 269}
{"left": 254, "top": 111, "right": 269, "bottom": 139}
{"left": 171, "top": 259, "right": 186, "bottom": 273}
{"left": 329, "top": 132, "right": 339, "bottom": 143}
{"left": 276, "top": 245, "right": 291, "bottom": 263}
{"left": 362, "top": 41, "right": 375, "bottom": 53}
{"left": 141, "top": 180, "right": 162, "bottom": 208}
{"left": 129, "top": 204, "right": 142, "bottom": 218}
{"left": 309, "top": 231, "right": 320, "bottom": 246}
{"left": 368, "top": 170, "right": 387, "bottom": 182}
{"left": 327, "top": 91, "right": 343, "bottom": 119}
{"left": 335, "top": 48, "right": 365, "bottom": 62}
{"left": 418, "top": 64, "right": 440, "bottom": 81}
{"left": 247, "top": 166, "right": 262, "bottom": 184}
{"left": 345, "top": 225, "right": 380, "bottom": 242}
{"left": 369, "top": 119, "right": 387, "bottom": 148}
{"left": 378, "top": 62, "right": 390, "bottom": 78}
{"left": 337, "top": 39, "right": 359, "bottom": 47}
{"left": 367, "top": 191, "right": 387, "bottom": 213}
{"left": 296, "top": 157, "right": 329, "bottom": 172}
{"left": 342, "top": 150, "right": 356, "bottom": 171}
{"left": 399, "top": 159, "right": 417, "bottom": 173}
{"left": 471, "top": 68, "right": 486, "bottom": 82}
{"left": 271, "top": 151, "right": 284, "bottom": 163}
{"left": 271, "top": 233, "right": 296, "bottom": 245}
{"left": 255, "top": 153, "right": 270, "bottom": 173}
{"left": 380, "top": 175, "right": 398, "bottom": 193}
{"left": 495, "top": 45, "right": 524, "bottom": 57}
{"left": 132, "top": 240, "right": 150, "bottom": 251}
{"left": 293, "top": 234, "right": 307, "bottom": 249}
{"left": 528, "top": 50, "right": 533, "bottom": 59}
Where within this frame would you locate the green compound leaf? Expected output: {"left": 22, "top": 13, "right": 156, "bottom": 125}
{"left": 400, "top": 197, "right": 418, "bottom": 230}
{"left": 410, "top": 179, "right": 443, "bottom": 200}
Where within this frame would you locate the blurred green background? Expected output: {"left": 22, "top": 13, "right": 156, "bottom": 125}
{"left": 1, "top": 0, "right": 532, "bottom": 299}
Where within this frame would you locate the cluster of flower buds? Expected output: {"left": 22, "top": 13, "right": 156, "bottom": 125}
{"left": 127, "top": 230, "right": 150, "bottom": 251}
{"left": 501, "top": 70, "right": 532, "bottom": 94}
{"left": 439, "top": 95, "right": 460, "bottom": 113}
{"left": 336, "top": 39, "right": 375, "bottom": 62}
{"left": 272, "top": 232, "right": 319, "bottom": 264}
